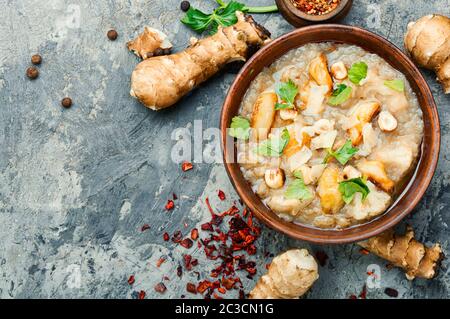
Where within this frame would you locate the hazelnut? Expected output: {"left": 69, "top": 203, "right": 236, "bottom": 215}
{"left": 378, "top": 111, "right": 398, "bottom": 132}
{"left": 264, "top": 168, "right": 285, "bottom": 189}
{"left": 279, "top": 108, "right": 298, "bottom": 120}
{"left": 330, "top": 61, "right": 348, "bottom": 80}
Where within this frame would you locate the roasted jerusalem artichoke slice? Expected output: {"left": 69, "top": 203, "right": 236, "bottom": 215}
{"left": 347, "top": 100, "right": 381, "bottom": 145}
{"left": 317, "top": 165, "right": 344, "bottom": 214}
{"left": 357, "top": 160, "right": 395, "bottom": 193}
{"left": 251, "top": 92, "right": 277, "bottom": 140}
{"left": 309, "top": 53, "right": 333, "bottom": 93}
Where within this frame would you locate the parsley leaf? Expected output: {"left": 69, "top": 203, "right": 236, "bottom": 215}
{"left": 338, "top": 177, "right": 370, "bottom": 204}
{"left": 257, "top": 128, "right": 290, "bottom": 157}
{"left": 348, "top": 62, "right": 368, "bottom": 85}
{"left": 274, "top": 79, "right": 298, "bottom": 110}
{"left": 328, "top": 84, "right": 352, "bottom": 106}
{"left": 285, "top": 171, "right": 313, "bottom": 200}
{"left": 181, "top": 1, "right": 246, "bottom": 34}
{"left": 228, "top": 116, "right": 251, "bottom": 140}
{"left": 324, "top": 139, "right": 358, "bottom": 165}
{"left": 384, "top": 79, "right": 404, "bottom": 92}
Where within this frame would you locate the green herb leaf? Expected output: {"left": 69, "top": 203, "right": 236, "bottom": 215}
{"left": 324, "top": 140, "right": 358, "bottom": 165}
{"left": 384, "top": 79, "right": 404, "bottom": 92}
{"left": 285, "top": 172, "right": 313, "bottom": 200}
{"left": 181, "top": 1, "right": 245, "bottom": 34}
{"left": 257, "top": 128, "right": 290, "bottom": 157}
{"left": 348, "top": 62, "right": 368, "bottom": 85}
{"left": 338, "top": 177, "right": 370, "bottom": 204}
{"left": 228, "top": 116, "right": 251, "bottom": 140}
{"left": 328, "top": 84, "right": 352, "bottom": 105}
{"left": 275, "top": 79, "right": 298, "bottom": 110}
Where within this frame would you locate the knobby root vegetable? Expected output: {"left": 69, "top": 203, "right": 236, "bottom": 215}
{"left": 127, "top": 27, "right": 173, "bottom": 60}
{"left": 404, "top": 14, "right": 450, "bottom": 94}
{"left": 358, "top": 226, "right": 443, "bottom": 280}
{"left": 249, "top": 249, "right": 319, "bottom": 299}
{"left": 130, "top": 12, "right": 271, "bottom": 110}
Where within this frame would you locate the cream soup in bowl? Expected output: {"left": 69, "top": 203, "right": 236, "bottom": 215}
{"left": 229, "top": 43, "right": 423, "bottom": 229}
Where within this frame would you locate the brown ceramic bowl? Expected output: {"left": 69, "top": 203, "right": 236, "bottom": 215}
{"left": 220, "top": 25, "right": 440, "bottom": 244}
{"left": 275, "top": 0, "right": 353, "bottom": 27}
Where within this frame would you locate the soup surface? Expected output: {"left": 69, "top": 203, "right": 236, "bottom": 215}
{"left": 231, "top": 43, "right": 423, "bottom": 229}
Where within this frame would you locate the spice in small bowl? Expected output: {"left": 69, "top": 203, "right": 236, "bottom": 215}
{"left": 291, "top": 0, "right": 341, "bottom": 16}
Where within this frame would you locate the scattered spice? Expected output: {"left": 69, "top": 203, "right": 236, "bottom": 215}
{"left": 218, "top": 190, "right": 226, "bottom": 201}
{"left": 291, "top": 0, "right": 341, "bottom": 15}
{"left": 127, "top": 275, "right": 135, "bottom": 285}
{"left": 177, "top": 265, "right": 183, "bottom": 277}
{"left": 26, "top": 67, "right": 39, "bottom": 80}
{"left": 138, "top": 290, "right": 146, "bottom": 299}
{"left": 180, "top": 0, "right": 190, "bottom": 12}
{"left": 186, "top": 282, "right": 197, "bottom": 294}
{"left": 141, "top": 224, "right": 150, "bottom": 232}
{"left": 349, "top": 294, "right": 357, "bottom": 299}
{"left": 181, "top": 161, "right": 193, "bottom": 172}
{"left": 107, "top": 29, "right": 118, "bottom": 41}
{"left": 180, "top": 238, "right": 193, "bottom": 249}
{"left": 165, "top": 199, "right": 175, "bottom": 211}
{"left": 315, "top": 250, "right": 329, "bottom": 267}
{"left": 156, "top": 257, "right": 166, "bottom": 267}
{"left": 384, "top": 288, "right": 399, "bottom": 298}
{"left": 359, "top": 284, "right": 367, "bottom": 299}
{"left": 172, "top": 230, "right": 183, "bottom": 243}
{"left": 163, "top": 232, "right": 170, "bottom": 241}
{"left": 31, "top": 54, "right": 42, "bottom": 65}
{"left": 191, "top": 228, "right": 199, "bottom": 240}
{"left": 173, "top": 193, "right": 178, "bottom": 200}
{"left": 61, "top": 97, "right": 72, "bottom": 108}
{"left": 359, "top": 248, "right": 370, "bottom": 255}
{"left": 154, "top": 282, "right": 167, "bottom": 293}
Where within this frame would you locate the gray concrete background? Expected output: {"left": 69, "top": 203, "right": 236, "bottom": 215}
{"left": 0, "top": 0, "right": 449, "bottom": 299}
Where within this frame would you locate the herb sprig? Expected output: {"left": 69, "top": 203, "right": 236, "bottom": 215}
{"left": 275, "top": 79, "right": 298, "bottom": 110}
{"left": 285, "top": 171, "right": 313, "bottom": 200}
{"left": 228, "top": 116, "right": 251, "bottom": 140}
{"left": 324, "top": 139, "right": 358, "bottom": 165}
{"left": 257, "top": 128, "right": 290, "bottom": 157}
{"left": 338, "top": 177, "right": 370, "bottom": 204}
{"left": 328, "top": 84, "right": 352, "bottom": 106}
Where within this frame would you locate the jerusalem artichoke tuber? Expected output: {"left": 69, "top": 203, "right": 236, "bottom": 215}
{"left": 404, "top": 14, "right": 450, "bottom": 94}
{"left": 249, "top": 249, "right": 319, "bottom": 299}
{"left": 130, "top": 12, "right": 270, "bottom": 110}
{"left": 358, "top": 226, "right": 443, "bottom": 280}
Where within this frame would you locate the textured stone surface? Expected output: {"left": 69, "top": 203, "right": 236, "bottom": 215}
{"left": 0, "top": 0, "right": 448, "bottom": 299}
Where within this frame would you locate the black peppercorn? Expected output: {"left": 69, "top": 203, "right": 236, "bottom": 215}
{"left": 61, "top": 97, "right": 72, "bottom": 108}
{"left": 26, "top": 67, "right": 39, "bottom": 80}
{"left": 180, "top": 1, "right": 190, "bottom": 12}
{"left": 31, "top": 54, "right": 42, "bottom": 65}
{"left": 107, "top": 29, "right": 118, "bottom": 41}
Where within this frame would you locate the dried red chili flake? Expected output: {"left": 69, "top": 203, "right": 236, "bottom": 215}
{"left": 173, "top": 193, "right": 178, "bottom": 200}
{"left": 218, "top": 190, "right": 226, "bottom": 201}
{"left": 191, "top": 258, "right": 198, "bottom": 267}
{"left": 201, "top": 222, "right": 213, "bottom": 231}
{"left": 154, "top": 282, "right": 167, "bottom": 293}
{"left": 246, "top": 244, "right": 257, "bottom": 255}
{"left": 186, "top": 283, "right": 197, "bottom": 294}
{"left": 315, "top": 250, "right": 329, "bottom": 267}
{"left": 265, "top": 263, "right": 271, "bottom": 270}
{"left": 183, "top": 254, "right": 193, "bottom": 270}
{"left": 177, "top": 265, "right": 183, "bottom": 277}
{"left": 238, "top": 289, "right": 245, "bottom": 299}
{"left": 127, "top": 275, "right": 135, "bottom": 285}
{"left": 156, "top": 257, "right": 166, "bottom": 267}
{"left": 384, "top": 288, "right": 399, "bottom": 298}
{"left": 138, "top": 290, "right": 146, "bottom": 299}
{"left": 163, "top": 276, "right": 170, "bottom": 281}
{"left": 349, "top": 294, "right": 357, "bottom": 300}
{"left": 165, "top": 199, "right": 175, "bottom": 211}
{"left": 197, "top": 280, "right": 211, "bottom": 294}
{"left": 223, "top": 205, "right": 239, "bottom": 216}
{"left": 359, "top": 248, "right": 370, "bottom": 255}
{"left": 190, "top": 228, "right": 199, "bottom": 240}
{"left": 141, "top": 224, "right": 150, "bottom": 232}
{"left": 172, "top": 230, "right": 183, "bottom": 243}
{"left": 181, "top": 161, "right": 193, "bottom": 172}
{"left": 359, "top": 284, "right": 367, "bottom": 299}
{"left": 163, "top": 232, "right": 170, "bottom": 241}
{"left": 213, "top": 293, "right": 223, "bottom": 299}
{"left": 180, "top": 238, "right": 193, "bottom": 249}
{"left": 221, "top": 277, "right": 235, "bottom": 290}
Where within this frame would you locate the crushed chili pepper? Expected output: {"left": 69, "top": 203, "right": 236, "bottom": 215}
{"left": 349, "top": 294, "right": 357, "bottom": 299}
{"left": 127, "top": 275, "right": 135, "bottom": 285}
{"left": 315, "top": 250, "right": 329, "bottom": 267}
{"left": 181, "top": 161, "right": 193, "bottom": 172}
{"left": 359, "top": 284, "right": 367, "bottom": 299}
{"left": 218, "top": 190, "right": 226, "bottom": 201}
{"left": 191, "top": 228, "right": 199, "bottom": 240}
{"left": 359, "top": 248, "right": 370, "bottom": 255}
{"left": 384, "top": 288, "right": 399, "bottom": 298}
{"left": 177, "top": 265, "right": 183, "bottom": 278}
{"left": 138, "top": 290, "right": 146, "bottom": 299}
{"left": 141, "top": 224, "right": 150, "bottom": 232}
{"left": 156, "top": 257, "right": 166, "bottom": 267}
{"left": 180, "top": 238, "right": 193, "bottom": 249}
{"left": 291, "top": 0, "right": 340, "bottom": 15}
{"left": 173, "top": 193, "right": 178, "bottom": 200}
{"left": 172, "top": 230, "right": 183, "bottom": 243}
{"left": 165, "top": 199, "right": 175, "bottom": 211}
{"left": 186, "top": 283, "right": 197, "bottom": 294}
{"left": 154, "top": 282, "right": 167, "bottom": 293}
{"left": 163, "top": 232, "right": 170, "bottom": 241}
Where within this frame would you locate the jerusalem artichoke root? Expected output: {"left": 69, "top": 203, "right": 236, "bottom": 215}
{"left": 358, "top": 226, "right": 443, "bottom": 280}
{"left": 249, "top": 249, "right": 319, "bottom": 299}
{"left": 130, "top": 12, "right": 270, "bottom": 110}
{"left": 404, "top": 14, "right": 450, "bottom": 94}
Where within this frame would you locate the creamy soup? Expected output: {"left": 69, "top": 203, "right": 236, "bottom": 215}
{"left": 230, "top": 43, "right": 423, "bottom": 229}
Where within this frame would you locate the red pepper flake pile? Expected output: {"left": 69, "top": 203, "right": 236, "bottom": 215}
{"left": 165, "top": 199, "right": 175, "bottom": 211}
{"left": 154, "top": 282, "right": 167, "bottom": 294}
{"left": 291, "top": 0, "right": 340, "bottom": 15}
{"left": 384, "top": 288, "right": 399, "bottom": 298}
{"left": 138, "top": 290, "right": 146, "bottom": 299}
{"left": 127, "top": 275, "right": 135, "bottom": 285}
{"left": 181, "top": 161, "right": 193, "bottom": 172}
{"left": 217, "top": 190, "right": 226, "bottom": 201}
{"left": 140, "top": 224, "right": 150, "bottom": 232}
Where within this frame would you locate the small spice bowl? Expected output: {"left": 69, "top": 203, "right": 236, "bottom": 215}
{"left": 275, "top": 0, "right": 353, "bottom": 27}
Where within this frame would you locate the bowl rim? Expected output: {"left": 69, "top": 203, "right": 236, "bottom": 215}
{"left": 220, "top": 24, "right": 440, "bottom": 244}
{"left": 277, "top": 0, "right": 352, "bottom": 22}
